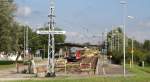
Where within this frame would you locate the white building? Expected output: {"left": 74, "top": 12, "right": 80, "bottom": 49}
{"left": 0, "top": 53, "right": 23, "bottom": 61}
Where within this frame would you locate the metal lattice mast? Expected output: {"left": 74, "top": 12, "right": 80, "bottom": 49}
{"left": 37, "top": 0, "right": 65, "bottom": 77}
{"left": 48, "top": 0, "right": 55, "bottom": 74}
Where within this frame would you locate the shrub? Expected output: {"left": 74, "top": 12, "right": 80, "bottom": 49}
{"left": 0, "top": 61, "right": 23, "bottom": 65}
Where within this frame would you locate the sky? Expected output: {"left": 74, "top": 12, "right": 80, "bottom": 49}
{"left": 14, "top": 0, "right": 150, "bottom": 44}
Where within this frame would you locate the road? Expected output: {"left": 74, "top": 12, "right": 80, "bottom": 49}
{"left": 96, "top": 55, "right": 130, "bottom": 75}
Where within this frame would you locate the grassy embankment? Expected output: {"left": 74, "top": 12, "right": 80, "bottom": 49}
{"left": 7, "top": 64, "right": 150, "bottom": 82}
{"left": 0, "top": 64, "right": 15, "bottom": 70}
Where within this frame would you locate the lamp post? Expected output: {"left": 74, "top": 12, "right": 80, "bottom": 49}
{"left": 120, "top": 0, "right": 127, "bottom": 76}
{"left": 131, "top": 37, "right": 134, "bottom": 67}
{"left": 127, "top": 16, "right": 135, "bottom": 68}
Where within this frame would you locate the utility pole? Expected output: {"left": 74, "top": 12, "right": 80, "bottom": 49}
{"left": 44, "top": 45, "right": 45, "bottom": 59}
{"left": 131, "top": 37, "right": 134, "bottom": 67}
{"left": 26, "top": 26, "right": 29, "bottom": 56}
{"left": 36, "top": 0, "right": 65, "bottom": 77}
{"left": 115, "top": 30, "right": 120, "bottom": 52}
{"left": 103, "top": 29, "right": 108, "bottom": 75}
{"left": 114, "top": 34, "right": 116, "bottom": 50}
{"left": 101, "top": 32, "right": 105, "bottom": 75}
{"left": 47, "top": 0, "right": 56, "bottom": 77}
{"left": 104, "top": 29, "right": 108, "bottom": 56}
{"left": 120, "top": 0, "right": 127, "bottom": 76}
{"left": 112, "top": 30, "right": 115, "bottom": 50}
{"left": 111, "top": 30, "right": 113, "bottom": 52}
{"left": 117, "top": 32, "right": 120, "bottom": 51}
{"left": 24, "top": 27, "right": 26, "bottom": 61}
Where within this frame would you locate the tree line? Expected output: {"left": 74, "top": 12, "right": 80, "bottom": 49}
{"left": 0, "top": 0, "right": 66, "bottom": 56}
{"left": 104, "top": 27, "right": 150, "bottom": 66}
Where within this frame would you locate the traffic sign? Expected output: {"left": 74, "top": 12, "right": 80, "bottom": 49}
{"left": 37, "top": 30, "right": 66, "bottom": 35}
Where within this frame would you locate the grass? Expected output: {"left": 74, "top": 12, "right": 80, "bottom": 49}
{"left": 0, "top": 64, "right": 15, "bottom": 70}
{"left": 126, "top": 64, "right": 150, "bottom": 75}
{"left": 4, "top": 64, "right": 150, "bottom": 82}
{"left": 7, "top": 76, "right": 150, "bottom": 82}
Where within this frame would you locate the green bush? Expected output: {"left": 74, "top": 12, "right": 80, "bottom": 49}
{"left": 0, "top": 61, "right": 23, "bottom": 65}
{"left": 0, "top": 61, "right": 14, "bottom": 65}
{"left": 111, "top": 50, "right": 123, "bottom": 64}
{"left": 145, "top": 53, "right": 150, "bottom": 66}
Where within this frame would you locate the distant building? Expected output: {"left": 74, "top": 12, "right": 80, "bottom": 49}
{"left": 0, "top": 53, "right": 22, "bottom": 61}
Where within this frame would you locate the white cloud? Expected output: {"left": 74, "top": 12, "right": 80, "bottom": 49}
{"left": 65, "top": 32, "right": 84, "bottom": 43}
{"left": 65, "top": 31, "right": 99, "bottom": 44}
{"left": 66, "top": 32, "right": 82, "bottom": 37}
{"left": 138, "top": 21, "right": 150, "bottom": 28}
{"left": 16, "top": 6, "right": 32, "bottom": 17}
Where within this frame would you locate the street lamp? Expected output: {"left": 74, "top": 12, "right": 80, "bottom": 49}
{"left": 127, "top": 16, "right": 135, "bottom": 68}
{"left": 120, "top": 0, "right": 127, "bottom": 76}
{"left": 128, "top": 16, "right": 135, "bottom": 19}
{"left": 131, "top": 36, "right": 134, "bottom": 68}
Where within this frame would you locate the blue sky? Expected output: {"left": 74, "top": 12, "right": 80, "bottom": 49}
{"left": 15, "top": 0, "right": 150, "bottom": 44}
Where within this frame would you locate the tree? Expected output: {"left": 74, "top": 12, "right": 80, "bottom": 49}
{"left": 0, "top": 0, "right": 27, "bottom": 72}
{"left": 143, "top": 40, "right": 150, "bottom": 51}
{"left": 111, "top": 50, "right": 123, "bottom": 64}
{"left": 0, "top": 0, "right": 16, "bottom": 53}
{"left": 106, "top": 27, "right": 150, "bottom": 65}
{"left": 28, "top": 26, "right": 66, "bottom": 55}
